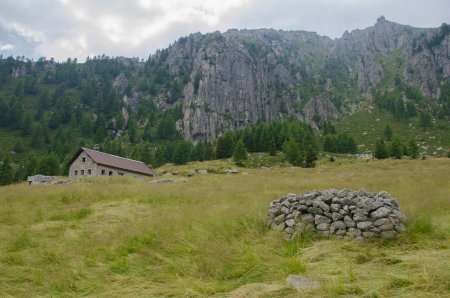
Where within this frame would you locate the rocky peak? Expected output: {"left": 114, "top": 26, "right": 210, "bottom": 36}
{"left": 149, "top": 18, "right": 449, "bottom": 141}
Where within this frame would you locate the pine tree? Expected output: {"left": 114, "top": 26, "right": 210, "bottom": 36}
{"left": 232, "top": 140, "right": 248, "bottom": 166}
{"left": 408, "top": 138, "right": 419, "bottom": 159}
{"left": 141, "top": 144, "right": 153, "bottom": 165}
{"left": 31, "top": 124, "right": 44, "bottom": 148}
{"left": 283, "top": 138, "right": 303, "bottom": 166}
{"left": 142, "top": 121, "right": 152, "bottom": 142}
{"left": 389, "top": 137, "right": 403, "bottom": 159}
{"left": 21, "top": 113, "right": 32, "bottom": 137}
{"left": 374, "top": 140, "right": 388, "bottom": 159}
{"left": 242, "top": 127, "right": 255, "bottom": 152}
{"left": 418, "top": 112, "right": 432, "bottom": 128}
{"left": 258, "top": 126, "right": 272, "bottom": 152}
{"left": 173, "top": 141, "right": 192, "bottom": 165}
{"left": 194, "top": 142, "right": 205, "bottom": 161}
{"left": 128, "top": 118, "right": 138, "bottom": 144}
{"left": 384, "top": 125, "right": 393, "bottom": 141}
{"left": 269, "top": 137, "right": 277, "bottom": 156}
{"left": 204, "top": 142, "right": 215, "bottom": 160}
{"left": 157, "top": 113, "right": 176, "bottom": 140}
{"left": 36, "top": 154, "right": 60, "bottom": 175}
{"left": 153, "top": 146, "right": 166, "bottom": 167}
{"left": 323, "top": 135, "right": 337, "bottom": 153}
{"left": 0, "top": 156, "right": 14, "bottom": 185}
{"left": 215, "top": 132, "right": 234, "bottom": 159}
{"left": 304, "top": 145, "right": 318, "bottom": 168}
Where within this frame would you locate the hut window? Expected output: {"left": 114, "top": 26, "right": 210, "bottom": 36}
{"left": 101, "top": 170, "right": 105, "bottom": 175}
{"left": 81, "top": 170, "right": 84, "bottom": 175}
{"left": 74, "top": 170, "right": 78, "bottom": 176}
{"left": 88, "top": 169, "right": 91, "bottom": 175}
{"left": 82, "top": 157, "right": 86, "bottom": 162}
{"left": 109, "top": 171, "right": 113, "bottom": 176}
{"left": 118, "top": 172, "right": 124, "bottom": 176}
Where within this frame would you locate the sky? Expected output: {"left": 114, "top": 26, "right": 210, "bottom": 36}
{"left": 0, "top": 0, "right": 449, "bottom": 61}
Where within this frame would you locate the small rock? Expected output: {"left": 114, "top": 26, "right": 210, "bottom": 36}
{"left": 344, "top": 215, "right": 356, "bottom": 228}
{"left": 356, "top": 221, "right": 372, "bottom": 231}
{"left": 318, "top": 201, "right": 330, "bottom": 212}
{"left": 300, "top": 213, "right": 315, "bottom": 223}
{"left": 315, "top": 215, "right": 332, "bottom": 225}
{"left": 395, "top": 224, "right": 406, "bottom": 233}
{"left": 149, "top": 179, "right": 174, "bottom": 184}
{"left": 316, "top": 223, "right": 330, "bottom": 231}
{"left": 274, "top": 214, "right": 286, "bottom": 225}
{"left": 362, "top": 231, "right": 377, "bottom": 238}
{"left": 330, "top": 204, "right": 341, "bottom": 212}
{"left": 381, "top": 231, "right": 397, "bottom": 239}
{"left": 373, "top": 218, "right": 391, "bottom": 226}
{"left": 353, "top": 213, "right": 369, "bottom": 222}
{"left": 331, "top": 220, "right": 346, "bottom": 230}
{"left": 370, "top": 206, "right": 392, "bottom": 220}
{"left": 331, "top": 212, "right": 344, "bottom": 221}
{"left": 286, "top": 219, "right": 296, "bottom": 227}
{"left": 335, "top": 229, "right": 346, "bottom": 236}
{"left": 347, "top": 228, "right": 362, "bottom": 236}
{"left": 307, "top": 207, "right": 323, "bottom": 215}
{"left": 378, "top": 223, "right": 394, "bottom": 231}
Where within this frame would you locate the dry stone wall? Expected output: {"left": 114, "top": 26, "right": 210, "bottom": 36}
{"left": 268, "top": 189, "right": 407, "bottom": 240}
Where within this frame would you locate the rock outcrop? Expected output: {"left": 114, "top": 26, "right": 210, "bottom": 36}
{"left": 150, "top": 17, "right": 449, "bottom": 141}
{"left": 268, "top": 189, "right": 407, "bottom": 241}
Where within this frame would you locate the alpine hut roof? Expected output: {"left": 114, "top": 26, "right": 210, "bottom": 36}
{"left": 69, "top": 147, "right": 155, "bottom": 176}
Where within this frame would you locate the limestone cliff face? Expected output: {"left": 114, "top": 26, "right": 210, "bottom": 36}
{"left": 150, "top": 17, "right": 450, "bottom": 141}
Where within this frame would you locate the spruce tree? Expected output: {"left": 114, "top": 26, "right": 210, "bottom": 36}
{"left": 389, "top": 137, "right": 403, "bottom": 159}
{"left": 0, "top": 156, "right": 14, "bottom": 185}
{"left": 142, "top": 121, "right": 152, "bottom": 142}
{"left": 408, "top": 138, "right": 419, "bottom": 159}
{"left": 141, "top": 144, "right": 153, "bottom": 165}
{"left": 153, "top": 146, "right": 166, "bottom": 167}
{"left": 36, "top": 154, "right": 60, "bottom": 175}
{"left": 21, "top": 113, "right": 32, "bottom": 137}
{"left": 204, "top": 142, "right": 215, "bottom": 160}
{"left": 384, "top": 125, "right": 393, "bottom": 141}
{"left": 283, "top": 138, "right": 303, "bottom": 166}
{"left": 232, "top": 140, "right": 248, "bottom": 166}
{"left": 374, "top": 139, "right": 388, "bottom": 159}
{"left": 304, "top": 145, "right": 318, "bottom": 168}
{"left": 173, "top": 141, "right": 192, "bottom": 165}
{"left": 269, "top": 137, "right": 277, "bottom": 156}
{"left": 127, "top": 118, "right": 138, "bottom": 144}
{"left": 215, "top": 132, "right": 234, "bottom": 159}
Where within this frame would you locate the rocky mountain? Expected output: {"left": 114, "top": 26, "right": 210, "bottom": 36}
{"left": 150, "top": 16, "right": 449, "bottom": 141}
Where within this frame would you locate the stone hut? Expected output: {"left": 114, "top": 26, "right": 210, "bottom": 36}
{"left": 68, "top": 147, "right": 155, "bottom": 178}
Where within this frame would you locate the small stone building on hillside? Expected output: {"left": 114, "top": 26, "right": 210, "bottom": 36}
{"left": 68, "top": 147, "right": 155, "bottom": 178}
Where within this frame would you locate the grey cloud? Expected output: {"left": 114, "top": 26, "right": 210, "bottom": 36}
{"left": 0, "top": 0, "right": 448, "bottom": 61}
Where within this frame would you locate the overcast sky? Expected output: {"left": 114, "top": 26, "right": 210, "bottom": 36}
{"left": 0, "top": 0, "right": 449, "bottom": 61}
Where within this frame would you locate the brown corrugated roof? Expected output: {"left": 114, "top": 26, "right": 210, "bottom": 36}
{"left": 73, "top": 147, "right": 155, "bottom": 176}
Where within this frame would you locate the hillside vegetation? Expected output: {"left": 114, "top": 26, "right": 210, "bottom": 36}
{"left": 0, "top": 158, "right": 449, "bottom": 297}
{"left": 1, "top": 18, "right": 450, "bottom": 186}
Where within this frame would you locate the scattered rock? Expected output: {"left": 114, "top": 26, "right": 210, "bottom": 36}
{"left": 149, "top": 179, "right": 174, "bottom": 184}
{"left": 226, "top": 168, "right": 239, "bottom": 174}
{"left": 27, "top": 175, "right": 56, "bottom": 185}
{"left": 286, "top": 275, "right": 321, "bottom": 291}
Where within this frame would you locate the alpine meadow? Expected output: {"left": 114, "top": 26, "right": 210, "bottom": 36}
{"left": 0, "top": 3, "right": 450, "bottom": 297}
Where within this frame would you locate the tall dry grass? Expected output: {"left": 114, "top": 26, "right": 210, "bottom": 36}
{"left": 0, "top": 158, "right": 449, "bottom": 297}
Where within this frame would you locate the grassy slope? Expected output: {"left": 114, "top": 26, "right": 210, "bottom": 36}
{"left": 0, "top": 158, "right": 449, "bottom": 297}
{"left": 336, "top": 109, "right": 450, "bottom": 156}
